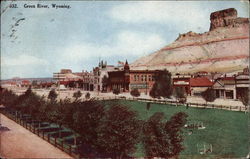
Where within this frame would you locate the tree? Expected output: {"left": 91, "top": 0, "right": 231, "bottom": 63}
{"left": 96, "top": 105, "right": 141, "bottom": 158}
{"left": 31, "top": 80, "right": 38, "bottom": 88}
{"left": 201, "top": 88, "right": 216, "bottom": 104}
{"left": 85, "top": 92, "right": 90, "bottom": 99}
{"left": 142, "top": 112, "right": 188, "bottom": 158}
{"left": 102, "top": 75, "right": 109, "bottom": 92}
{"left": 73, "top": 101, "right": 105, "bottom": 156}
{"left": 113, "top": 88, "right": 120, "bottom": 95}
{"left": 130, "top": 88, "right": 140, "bottom": 97}
{"left": 165, "top": 112, "right": 188, "bottom": 156}
{"left": 239, "top": 89, "right": 249, "bottom": 113}
{"left": 73, "top": 90, "right": 82, "bottom": 100}
{"left": 150, "top": 69, "right": 172, "bottom": 99}
{"left": 173, "top": 87, "right": 187, "bottom": 104}
{"left": 48, "top": 89, "right": 58, "bottom": 101}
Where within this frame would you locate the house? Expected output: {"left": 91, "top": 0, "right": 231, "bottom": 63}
{"left": 213, "top": 76, "right": 236, "bottom": 99}
{"left": 173, "top": 75, "right": 213, "bottom": 96}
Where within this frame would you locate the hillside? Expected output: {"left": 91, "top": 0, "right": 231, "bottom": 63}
{"left": 131, "top": 8, "right": 249, "bottom": 73}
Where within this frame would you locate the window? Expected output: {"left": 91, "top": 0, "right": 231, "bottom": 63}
{"left": 144, "top": 75, "right": 147, "bottom": 81}
{"left": 152, "top": 75, "right": 155, "bottom": 81}
{"left": 141, "top": 75, "right": 144, "bottom": 81}
{"left": 134, "top": 75, "right": 137, "bottom": 81}
{"left": 148, "top": 75, "right": 152, "bottom": 81}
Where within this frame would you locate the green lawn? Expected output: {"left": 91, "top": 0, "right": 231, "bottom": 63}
{"left": 103, "top": 100, "right": 249, "bottom": 158}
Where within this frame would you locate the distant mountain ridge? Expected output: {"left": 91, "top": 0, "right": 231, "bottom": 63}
{"left": 1, "top": 77, "right": 53, "bottom": 82}
{"left": 131, "top": 8, "right": 249, "bottom": 73}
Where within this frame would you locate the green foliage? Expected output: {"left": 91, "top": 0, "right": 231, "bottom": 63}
{"left": 85, "top": 92, "right": 91, "bottom": 99}
{"left": 165, "top": 112, "right": 188, "bottom": 156}
{"left": 48, "top": 89, "right": 58, "bottom": 101}
{"left": 73, "top": 101, "right": 105, "bottom": 155}
{"left": 130, "top": 88, "right": 140, "bottom": 97}
{"left": 31, "top": 80, "right": 38, "bottom": 88}
{"left": 113, "top": 88, "right": 120, "bottom": 95}
{"left": 201, "top": 88, "right": 216, "bottom": 103}
{"left": 173, "top": 87, "right": 186, "bottom": 99}
{"left": 73, "top": 90, "right": 82, "bottom": 100}
{"left": 150, "top": 69, "right": 172, "bottom": 98}
{"left": 96, "top": 105, "right": 141, "bottom": 158}
{"left": 0, "top": 88, "right": 18, "bottom": 106}
{"left": 239, "top": 89, "right": 249, "bottom": 107}
{"left": 142, "top": 112, "right": 188, "bottom": 158}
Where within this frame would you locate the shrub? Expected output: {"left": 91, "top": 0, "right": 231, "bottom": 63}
{"left": 73, "top": 90, "right": 82, "bottom": 100}
{"left": 85, "top": 92, "right": 91, "bottom": 99}
{"left": 48, "top": 89, "right": 58, "bottom": 101}
{"left": 130, "top": 88, "right": 140, "bottom": 97}
{"left": 113, "top": 88, "right": 120, "bottom": 95}
{"left": 201, "top": 88, "right": 216, "bottom": 103}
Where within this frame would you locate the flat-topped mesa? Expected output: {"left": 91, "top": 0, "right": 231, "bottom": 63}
{"left": 209, "top": 8, "right": 249, "bottom": 31}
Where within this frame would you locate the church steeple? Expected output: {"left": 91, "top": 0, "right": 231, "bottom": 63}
{"left": 124, "top": 60, "right": 130, "bottom": 70}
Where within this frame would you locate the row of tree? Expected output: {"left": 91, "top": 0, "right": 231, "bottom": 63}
{"left": 0, "top": 87, "right": 188, "bottom": 158}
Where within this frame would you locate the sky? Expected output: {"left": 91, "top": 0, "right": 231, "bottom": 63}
{"left": 1, "top": 0, "right": 249, "bottom": 79}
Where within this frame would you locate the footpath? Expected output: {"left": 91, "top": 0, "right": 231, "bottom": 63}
{"left": 0, "top": 114, "right": 72, "bottom": 158}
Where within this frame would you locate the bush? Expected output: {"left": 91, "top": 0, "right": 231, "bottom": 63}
{"left": 130, "top": 88, "right": 140, "bottom": 97}
{"left": 85, "top": 92, "right": 90, "bottom": 99}
{"left": 48, "top": 89, "right": 58, "bottom": 101}
{"left": 113, "top": 88, "right": 120, "bottom": 95}
{"left": 73, "top": 90, "right": 82, "bottom": 100}
{"left": 201, "top": 88, "right": 216, "bottom": 103}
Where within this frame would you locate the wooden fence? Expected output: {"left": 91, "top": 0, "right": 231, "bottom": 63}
{"left": 1, "top": 110, "right": 80, "bottom": 159}
{"left": 90, "top": 96, "right": 247, "bottom": 112}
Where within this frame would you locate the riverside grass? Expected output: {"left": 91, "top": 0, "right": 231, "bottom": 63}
{"left": 103, "top": 100, "right": 248, "bottom": 158}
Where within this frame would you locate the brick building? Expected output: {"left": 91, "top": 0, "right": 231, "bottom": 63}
{"left": 107, "top": 61, "right": 160, "bottom": 94}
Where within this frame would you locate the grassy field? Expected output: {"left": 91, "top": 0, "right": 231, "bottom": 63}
{"left": 103, "top": 100, "right": 249, "bottom": 158}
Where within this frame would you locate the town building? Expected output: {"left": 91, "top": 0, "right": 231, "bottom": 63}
{"left": 93, "top": 60, "right": 123, "bottom": 92}
{"left": 129, "top": 70, "right": 158, "bottom": 95}
{"left": 235, "top": 67, "right": 249, "bottom": 99}
{"left": 53, "top": 69, "right": 94, "bottom": 91}
{"left": 107, "top": 61, "right": 130, "bottom": 92}
{"left": 107, "top": 61, "right": 160, "bottom": 94}
{"left": 172, "top": 75, "right": 213, "bottom": 96}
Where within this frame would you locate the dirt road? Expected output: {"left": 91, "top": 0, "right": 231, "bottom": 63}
{"left": 0, "top": 114, "right": 72, "bottom": 158}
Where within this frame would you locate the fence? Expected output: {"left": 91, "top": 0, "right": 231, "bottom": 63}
{"left": 1, "top": 110, "right": 80, "bottom": 159}
{"left": 89, "top": 96, "right": 247, "bottom": 112}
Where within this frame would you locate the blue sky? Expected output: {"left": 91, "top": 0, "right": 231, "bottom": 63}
{"left": 1, "top": 0, "right": 249, "bottom": 79}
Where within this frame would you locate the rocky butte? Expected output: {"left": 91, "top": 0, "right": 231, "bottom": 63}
{"left": 131, "top": 8, "right": 249, "bottom": 74}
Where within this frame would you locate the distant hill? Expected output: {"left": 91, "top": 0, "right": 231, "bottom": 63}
{"left": 131, "top": 8, "right": 249, "bottom": 74}
{"left": 1, "top": 77, "right": 53, "bottom": 83}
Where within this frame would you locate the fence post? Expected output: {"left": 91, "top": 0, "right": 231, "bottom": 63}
{"left": 43, "top": 131, "right": 44, "bottom": 139}
{"left": 61, "top": 140, "right": 64, "bottom": 151}
{"left": 55, "top": 137, "right": 57, "bottom": 147}
{"left": 239, "top": 106, "right": 241, "bottom": 112}
{"left": 48, "top": 134, "right": 50, "bottom": 143}
{"left": 69, "top": 145, "right": 72, "bottom": 155}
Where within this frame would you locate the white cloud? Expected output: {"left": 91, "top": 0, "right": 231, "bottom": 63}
{"left": 109, "top": 2, "right": 208, "bottom": 32}
{"left": 58, "top": 30, "right": 166, "bottom": 64}
{"left": 2, "top": 54, "right": 48, "bottom": 66}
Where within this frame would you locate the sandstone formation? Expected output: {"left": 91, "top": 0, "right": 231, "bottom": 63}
{"left": 131, "top": 8, "right": 249, "bottom": 74}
